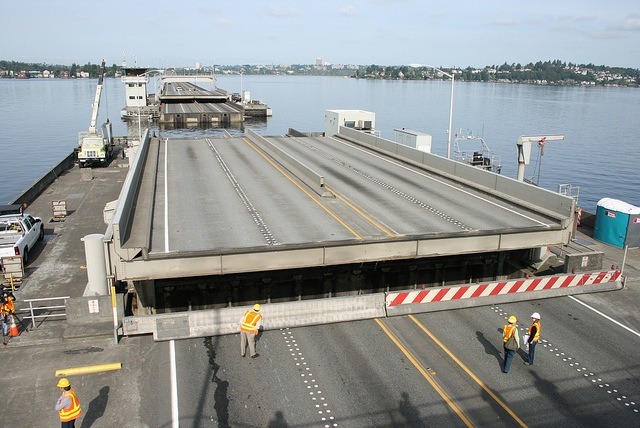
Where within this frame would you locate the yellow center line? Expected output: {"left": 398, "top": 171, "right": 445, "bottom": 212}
{"left": 374, "top": 318, "right": 475, "bottom": 428}
{"left": 241, "top": 137, "right": 363, "bottom": 239}
{"left": 324, "top": 184, "right": 397, "bottom": 238}
{"left": 408, "top": 314, "right": 528, "bottom": 428}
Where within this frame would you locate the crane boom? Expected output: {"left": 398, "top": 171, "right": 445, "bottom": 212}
{"left": 88, "top": 59, "right": 106, "bottom": 134}
{"left": 516, "top": 134, "right": 564, "bottom": 182}
{"left": 77, "top": 58, "right": 113, "bottom": 167}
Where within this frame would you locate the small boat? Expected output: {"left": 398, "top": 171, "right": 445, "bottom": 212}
{"left": 452, "top": 130, "right": 502, "bottom": 174}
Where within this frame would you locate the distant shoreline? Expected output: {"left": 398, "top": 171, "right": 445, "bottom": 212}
{"left": 1, "top": 74, "right": 637, "bottom": 89}
{"left": 2, "top": 59, "right": 639, "bottom": 87}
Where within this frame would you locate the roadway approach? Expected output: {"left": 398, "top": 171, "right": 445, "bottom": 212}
{"left": 2, "top": 143, "right": 638, "bottom": 427}
{"left": 102, "top": 125, "right": 587, "bottom": 339}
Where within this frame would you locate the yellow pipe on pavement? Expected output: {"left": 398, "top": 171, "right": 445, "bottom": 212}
{"left": 55, "top": 362, "right": 122, "bottom": 377}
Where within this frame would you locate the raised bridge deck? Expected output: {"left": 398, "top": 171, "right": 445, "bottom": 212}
{"left": 107, "top": 127, "right": 575, "bottom": 284}
{"left": 158, "top": 81, "right": 243, "bottom": 124}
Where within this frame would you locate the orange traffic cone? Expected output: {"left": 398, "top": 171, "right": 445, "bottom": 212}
{"left": 8, "top": 315, "right": 19, "bottom": 337}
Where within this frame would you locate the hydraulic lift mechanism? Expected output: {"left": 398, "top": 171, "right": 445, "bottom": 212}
{"left": 516, "top": 134, "right": 564, "bottom": 182}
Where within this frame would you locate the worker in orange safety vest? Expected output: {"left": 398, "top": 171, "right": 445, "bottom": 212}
{"left": 240, "top": 303, "right": 263, "bottom": 358}
{"left": 55, "top": 377, "right": 82, "bottom": 428}
{"left": 502, "top": 315, "right": 520, "bottom": 373}
{"left": 525, "top": 312, "right": 541, "bottom": 366}
{"left": 1, "top": 291, "right": 16, "bottom": 344}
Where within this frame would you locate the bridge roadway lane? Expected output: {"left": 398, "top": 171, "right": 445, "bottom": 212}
{"left": 150, "top": 134, "right": 557, "bottom": 255}
{"left": 144, "top": 294, "right": 639, "bottom": 427}
{"left": 270, "top": 135, "right": 554, "bottom": 234}
{"left": 152, "top": 137, "right": 358, "bottom": 253}
{"left": 164, "top": 102, "right": 239, "bottom": 115}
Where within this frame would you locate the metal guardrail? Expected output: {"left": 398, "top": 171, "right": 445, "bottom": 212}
{"left": 19, "top": 296, "right": 69, "bottom": 329}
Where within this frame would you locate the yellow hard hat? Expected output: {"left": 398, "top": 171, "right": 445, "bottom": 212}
{"left": 253, "top": 304, "right": 261, "bottom": 311}
{"left": 57, "top": 378, "right": 70, "bottom": 388}
{"left": 508, "top": 315, "right": 517, "bottom": 324}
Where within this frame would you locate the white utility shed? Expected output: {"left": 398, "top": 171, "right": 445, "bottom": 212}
{"left": 325, "top": 110, "right": 375, "bottom": 137}
{"left": 394, "top": 128, "right": 432, "bottom": 153}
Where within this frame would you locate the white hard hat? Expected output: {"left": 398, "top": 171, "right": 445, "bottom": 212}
{"left": 531, "top": 312, "right": 540, "bottom": 320}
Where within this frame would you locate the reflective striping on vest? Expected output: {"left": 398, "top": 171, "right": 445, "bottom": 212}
{"left": 59, "top": 389, "right": 81, "bottom": 422}
{"left": 503, "top": 325, "right": 516, "bottom": 342}
{"left": 386, "top": 270, "right": 621, "bottom": 307}
{"left": 240, "top": 311, "right": 262, "bottom": 333}
{"left": 1, "top": 300, "right": 15, "bottom": 315}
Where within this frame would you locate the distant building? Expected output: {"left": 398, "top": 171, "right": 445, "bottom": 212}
{"left": 325, "top": 109, "right": 375, "bottom": 137}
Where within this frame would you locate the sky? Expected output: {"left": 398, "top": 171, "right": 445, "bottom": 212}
{"left": 2, "top": 1, "right": 640, "bottom": 69}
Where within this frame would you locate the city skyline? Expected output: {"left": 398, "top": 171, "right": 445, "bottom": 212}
{"left": 2, "top": 1, "right": 639, "bottom": 69}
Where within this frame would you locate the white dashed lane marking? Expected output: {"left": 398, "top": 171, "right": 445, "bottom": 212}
{"left": 281, "top": 328, "right": 338, "bottom": 427}
{"left": 492, "top": 305, "right": 639, "bottom": 414}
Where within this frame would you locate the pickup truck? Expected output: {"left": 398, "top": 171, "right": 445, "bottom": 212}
{"left": 0, "top": 205, "right": 44, "bottom": 267}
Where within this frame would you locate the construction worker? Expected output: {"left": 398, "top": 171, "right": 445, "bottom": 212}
{"left": 240, "top": 303, "right": 263, "bottom": 358}
{"left": 525, "top": 312, "right": 541, "bottom": 365}
{"left": 55, "top": 378, "right": 82, "bottom": 427}
{"left": 1, "top": 291, "right": 16, "bottom": 345}
{"left": 502, "top": 315, "right": 520, "bottom": 373}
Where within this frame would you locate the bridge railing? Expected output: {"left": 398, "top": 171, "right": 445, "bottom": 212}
{"left": 337, "top": 126, "right": 575, "bottom": 225}
{"left": 18, "top": 296, "right": 69, "bottom": 330}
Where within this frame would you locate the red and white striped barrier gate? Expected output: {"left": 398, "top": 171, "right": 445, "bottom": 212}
{"left": 386, "top": 270, "right": 622, "bottom": 307}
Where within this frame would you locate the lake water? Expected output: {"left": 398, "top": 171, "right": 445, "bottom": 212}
{"left": 1, "top": 75, "right": 638, "bottom": 212}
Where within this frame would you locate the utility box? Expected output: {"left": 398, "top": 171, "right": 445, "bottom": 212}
{"left": 394, "top": 128, "right": 432, "bottom": 153}
{"left": 593, "top": 198, "right": 640, "bottom": 248}
{"left": 325, "top": 110, "right": 375, "bottom": 137}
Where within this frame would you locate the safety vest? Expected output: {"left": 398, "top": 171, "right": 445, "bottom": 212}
{"left": 1, "top": 300, "right": 14, "bottom": 315}
{"left": 528, "top": 320, "right": 541, "bottom": 343}
{"left": 240, "top": 310, "right": 262, "bottom": 334}
{"left": 503, "top": 324, "right": 516, "bottom": 342}
{"left": 59, "top": 388, "right": 81, "bottom": 422}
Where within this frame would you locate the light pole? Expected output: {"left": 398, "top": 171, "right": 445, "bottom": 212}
{"left": 422, "top": 65, "right": 455, "bottom": 159}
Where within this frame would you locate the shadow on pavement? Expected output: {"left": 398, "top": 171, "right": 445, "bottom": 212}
{"left": 80, "top": 385, "right": 109, "bottom": 428}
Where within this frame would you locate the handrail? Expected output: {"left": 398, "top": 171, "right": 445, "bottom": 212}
{"left": 19, "top": 296, "right": 69, "bottom": 330}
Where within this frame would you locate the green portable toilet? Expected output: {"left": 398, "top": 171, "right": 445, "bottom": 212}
{"left": 593, "top": 198, "right": 640, "bottom": 248}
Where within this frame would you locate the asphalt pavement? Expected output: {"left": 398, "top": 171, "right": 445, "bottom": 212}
{"left": 0, "top": 156, "right": 638, "bottom": 427}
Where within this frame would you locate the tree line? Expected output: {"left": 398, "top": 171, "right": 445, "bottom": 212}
{"left": 361, "top": 60, "right": 639, "bottom": 86}
{"left": 2, "top": 59, "right": 639, "bottom": 86}
{"left": 0, "top": 60, "right": 119, "bottom": 77}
